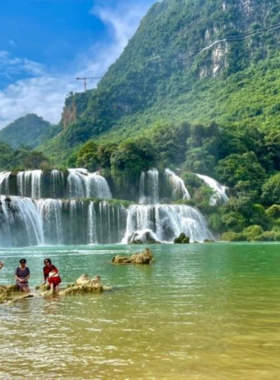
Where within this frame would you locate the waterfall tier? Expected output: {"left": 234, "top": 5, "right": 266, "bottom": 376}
{"left": 196, "top": 174, "right": 229, "bottom": 206}
{"left": 0, "top": 197, "right": 213, "bottom": 248}
{"left": 139, "top": 168, "right": 191, "bottom": 204}
{"left": 123, "top": 205, "right": 213, "bottom": 243}
{"left": 0, "top": 169, "right": 112, "bottom": 200}
{"left": 139, "top": 168, "right": 159, "bottom": 204}
{"left": 164, "top": 169, "right": 191, "bottom": 201}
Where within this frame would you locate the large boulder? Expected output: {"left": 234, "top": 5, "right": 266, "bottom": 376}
{"left": 112, "top": 248, "right": 154, "bottom": 265}
{"left": 59, "top": 275, "right": 104, "bottom": 296}
{"left": 174, "top": 233, "right": 190, "bottom": 244}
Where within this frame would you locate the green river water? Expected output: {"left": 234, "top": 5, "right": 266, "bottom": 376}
{"left": 0, "top": 243, "right": 280, "bottom": 380}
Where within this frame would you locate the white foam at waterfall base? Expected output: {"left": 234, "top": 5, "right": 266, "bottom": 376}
{"left": 164, "top": 169, "right": 191, "bottom": 200}
{"left": 196, "top": 174, "right": 229, "bottom": 206}
{"left": 123, "top": 204, "right": 214, "bottom": 243}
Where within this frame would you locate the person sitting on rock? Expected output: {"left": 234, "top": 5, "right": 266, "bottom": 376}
{"left": 15, "top": 259, "right": 30, "bottom": 293}
{"left": 43, "top": 259, "right": 61, "bottom": 292}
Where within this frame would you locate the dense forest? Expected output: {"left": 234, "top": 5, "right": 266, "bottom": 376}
{"left": 0, "top": 114, "right": 60, "bottom": 149}
{"left": 1, "top": 0, "right": 280, "bottom": 241}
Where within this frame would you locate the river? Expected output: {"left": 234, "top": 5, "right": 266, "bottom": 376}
{"left": 0, "top": 243, "right": 280, "bottom": 379}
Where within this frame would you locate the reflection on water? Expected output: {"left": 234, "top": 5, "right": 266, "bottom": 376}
{"left": 1, "top": 244, "right": 280, "bottom": 379}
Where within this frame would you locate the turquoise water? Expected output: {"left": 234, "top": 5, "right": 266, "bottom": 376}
{"left": 1, "top": 243, "right": 280, "bottom": 379}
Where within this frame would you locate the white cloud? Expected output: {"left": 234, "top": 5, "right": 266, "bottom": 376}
{"left": 0, "top": 1, "right": 155, "bottom": 129}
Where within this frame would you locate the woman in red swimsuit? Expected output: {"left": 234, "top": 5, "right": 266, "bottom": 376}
{"left": 43, "top": 258, "right": 61, "bottom": 292}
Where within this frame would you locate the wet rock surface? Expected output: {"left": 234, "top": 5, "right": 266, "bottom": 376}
{"left": 112, "top": 248, "right": 154, "bottom": 265}
{"left": 174, "top": 233, "right": 190, "bottom": 244}
{"left": 59, "top": 275, "right": 105, "bottom": 296}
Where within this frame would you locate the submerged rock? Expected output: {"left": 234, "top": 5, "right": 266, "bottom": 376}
{"left": 174, "top": 233, "right": 190, "bottom": 244}
{"left": 0, "top": 285, "right": 26, "bottom": 304}
{"left": 204, "top": 239, "right": 215, "bottom": 243}
{"left": 59, "top": 274, "right": 104, "bottom": 296}
{"left": 112, "top": 248, "right": 154, "bottom": 265}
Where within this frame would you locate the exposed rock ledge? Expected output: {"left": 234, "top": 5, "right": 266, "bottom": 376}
{"left": 112, "top": 248, "right": 154, "bottom": 265}
{"left": 0, "top": 275, "right": 111, "bottom": 305}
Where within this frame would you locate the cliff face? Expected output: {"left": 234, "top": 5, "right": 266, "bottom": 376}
{"left": 41, "top": 0, "right": 280, "bottom": 160}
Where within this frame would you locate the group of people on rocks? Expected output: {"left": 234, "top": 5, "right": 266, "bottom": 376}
{"left": 0, "top": 258, "right": 61, "bottom": 293}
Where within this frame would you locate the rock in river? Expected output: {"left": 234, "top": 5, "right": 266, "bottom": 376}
{"left": 112, "top": 248, "right": 154, "bottom": 265}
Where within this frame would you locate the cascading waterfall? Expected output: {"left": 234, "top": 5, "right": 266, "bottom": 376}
{"left": 86, "top": 172, "right": 112, "bottom": 199}
{"left": 0, "top": 196, "right": 43, "bottom": 247}
{"left": 88, "top": 201, "right": 97, "bottom": 244}
{"left": 50, "top": 170, "right": 65, "bottom": 198}
{"left": 123, "top": 205, "right": 214, "bottom": 243}
{"left": 164, "top": 169, "right": 191, "bottom": 200}
{"left": 0, "top": 167, "right": 216, "bottom": 248}
{"left": 139, "top": 168, "right": 159, "bottom": 204}
{"left": 17, "top": 170, "right": 43, "bottom": 198}
{"left": 0, "top": 172, "right": 11, "bottom": 195}
{"left": 37, "top": 199, "right": 63, "bottom": 245}
{"left": 67, "top": 169, "right": 112, "bottom": 199}
{"left": 0, "top": 169, "right": 111, "bottom": 199}
{"left": 196, "top": 174, "right": 229, "bottom": 206}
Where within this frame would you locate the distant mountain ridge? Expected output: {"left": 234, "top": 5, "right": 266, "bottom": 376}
{"left": 40, "top": 0, "right": 280, "bottom": 162}
{"left": 0, "top": 114, "right": 60, "bottom": 149}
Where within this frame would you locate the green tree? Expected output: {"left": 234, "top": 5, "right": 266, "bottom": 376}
{"left": 261, "top": 174, "right": 280, "bottom": 206}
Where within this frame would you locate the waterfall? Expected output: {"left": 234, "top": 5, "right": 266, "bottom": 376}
{"left": 0, "top": 196, "right": 43, "bottom": 247}
{"left": 196, "top": 174, "right": 229, "bottom": 206}
{"left": 139, "top": 168, "right": 159, "bottom": 204}
{"left": 17, "top": 170, "right": 43, "bottom": 198}
{"left": 67, "top": 169, "right": 112, "bottom": 199}
{"left": 0, "top": 166, "right": 218, "bottom": 247}
{"left": 88, "top": 201, "right": 97, "bottom": 244}
{"left": 86, "top": 172, "right": 112, "bottom": 199}
{"left": 37, "top": 199, "right": 63, "bottom": 245}
{"left": 67, "top": 169, "right": 87, "bottom": 198}
{"left": 95, "top": 201, "right": 127, "bottom": 244}
{"left": 164, "top": 169, "right": 191, "bottom": 200}
{"left": 0, "top": 172, "right": 11, "bottom": 195}
{"left": 123, "top": 205, "right": 213, "bottom": 243}
{"left": 50, "top": 170, "right": 65, "bottom": 198}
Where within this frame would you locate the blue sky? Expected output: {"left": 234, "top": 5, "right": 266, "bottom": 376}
{"left": 0, "top": 0, "right": 156, "bottom": 128}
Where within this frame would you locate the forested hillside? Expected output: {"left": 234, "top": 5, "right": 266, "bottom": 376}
{"left": 0, "top": 114, "right": 60, "bottom": 149}
{"left": 40, "top": 0, "right": 280, "bottom": 161}
{"left": 1, "top": 0, "right": 280, "bottom": 241}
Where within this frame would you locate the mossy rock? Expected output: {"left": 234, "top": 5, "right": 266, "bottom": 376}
{"left": 174, "top": 233, "right": 190, "bottom": 244}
